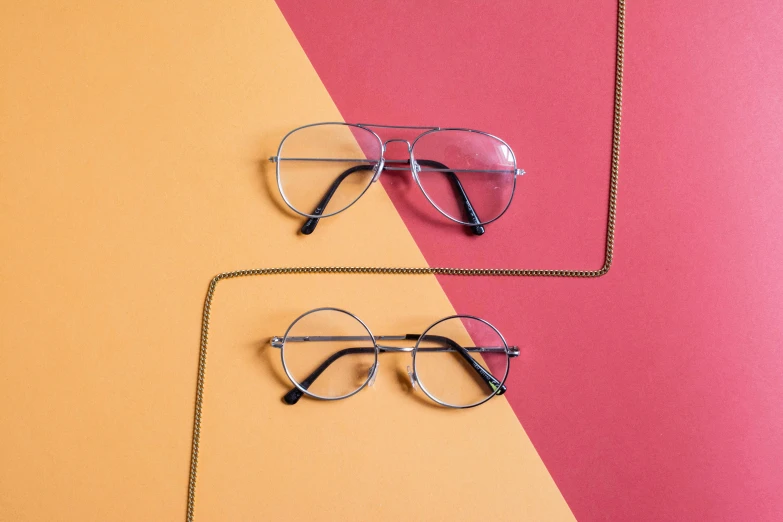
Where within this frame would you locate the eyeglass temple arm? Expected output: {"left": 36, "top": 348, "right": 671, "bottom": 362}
{"left": 413, "top": 333, "right": 503, "bottom": 394}
{"left": 415, "top": 159, "right": 485, "bottom": 236}
{"left": 282, "top": 347, "right": 375, "bottom": 405}
{"left": 300, "top": 164, "right": 375, "bottom": 234}
{"left": 300, "top": 160, "right": 485, "bottom": 235}
{"left": 283, "top": 348, "right": 375, "bottom": 404}
{"left": 281, "top": 334, "right": 508, "bottom": 405}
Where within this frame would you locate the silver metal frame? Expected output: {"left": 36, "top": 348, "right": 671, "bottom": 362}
{"left": 271, "top": 307, "right": 516, "bottom": 409}
{"left": 270, "top": 122, "right": 525, "bottom": 227}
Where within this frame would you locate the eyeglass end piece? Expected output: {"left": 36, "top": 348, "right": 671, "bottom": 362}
{"left": 508, "top": 346, "right": 520, "bottom": 358}
{"left": 515, "top": 168, "right": 525, "bottom": 176}
{"left": 269, "top": 156, "right": 278, "bottom": 163}
{"left": 270, "top": 337, "right": 284, "bottom": 348}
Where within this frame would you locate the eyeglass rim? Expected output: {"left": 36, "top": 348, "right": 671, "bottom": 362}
{"left": 279, "top": 306, "right": 379, "bottom": 401}
{"left": 274, "top": 122, "right": 520, "bottom": 226}
{"left": 412, "top": 314, "right": 511, "bottom": 409}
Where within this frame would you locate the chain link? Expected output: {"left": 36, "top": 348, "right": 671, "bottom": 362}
{"left": 186, "top": 2, "right": 625, "bottom": 519}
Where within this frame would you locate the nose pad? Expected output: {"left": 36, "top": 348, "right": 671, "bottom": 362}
{"left": 371, "top": 158, "right": 385, "bottom": 183}
{"left": 406, "top": 365, "right": 417, "bottom": 389}
{"left": 367, "top": 362, "right": 379, "bottom": 386}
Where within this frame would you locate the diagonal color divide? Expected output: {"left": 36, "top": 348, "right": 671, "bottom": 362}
{"left": 275, "top": 1, "right": 783, "bottom": 522}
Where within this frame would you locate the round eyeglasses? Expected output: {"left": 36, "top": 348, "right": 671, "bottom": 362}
{"left": 269, "top": 123, "right": 525, "bottom": 236}
{"left": 270, "top": 307, "right": 519, "bottom": 409}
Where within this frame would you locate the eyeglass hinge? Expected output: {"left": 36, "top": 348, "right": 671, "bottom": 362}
{"left": 269, "top": 156, "right": 278, "bottom": 163}
{"left": 515, "top": 168, "right": 525, "bottom": 177}
{"left": 508, "top": 346, "right": 520, "bottom": 357}
{"left": 270, "top": 336, "right": 283, "bottom": 348}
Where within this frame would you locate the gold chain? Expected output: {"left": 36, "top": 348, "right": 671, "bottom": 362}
{"left": 186, "top": 1, "right": 625, "bottom": 519}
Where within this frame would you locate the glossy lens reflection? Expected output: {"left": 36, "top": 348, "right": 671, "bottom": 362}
{"left": 282, "top": 308, "right": 377, "bottom": 400}
{"left": 414, "top": 316, "right": 509, "bottom": 408}
{"left": 412, "top": 130, "right": 516, "bottom": 225}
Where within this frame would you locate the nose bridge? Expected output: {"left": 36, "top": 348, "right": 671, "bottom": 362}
{"left": 383, "top": 138, "right": 412, "bottom": 152}
{"left": 373, "top": 138, "right": 412, "bottom": 183}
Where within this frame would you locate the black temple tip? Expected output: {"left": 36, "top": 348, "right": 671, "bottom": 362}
{"left": 300, "top": 218, "right": 318, "bottom": 235}
{"left": 283, "top": 388, "right": 304, "bottom": 405}
{"left": 471, "top": 224, "right": 485, "bottom": 235}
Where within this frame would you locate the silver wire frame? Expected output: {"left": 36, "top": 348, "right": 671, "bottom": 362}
{"left": 270, "top": 122, "right": 525, "bottom": 227}
{"left": 270, "top": 307, "right": 517, "bottom": 409}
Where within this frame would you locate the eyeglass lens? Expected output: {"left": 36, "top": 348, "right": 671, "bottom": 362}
{"left": 415, "top": 315, "right": 509, "bottom": 407}
{"left": 277, "top": 124, "right": 381, "bottom": 218}
{"left": 282, "top": 308, "right": 376, "bottom": 400}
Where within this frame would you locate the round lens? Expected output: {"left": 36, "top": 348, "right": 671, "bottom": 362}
{"left": 281, "top": 308, "right": 377, "bottom": 400}
{"left": 413, "top": 316, "right": 509, "bottom": 408}
{"left": 276, "top": 123, "right": 382, "bottom": 219}
{"left": 412, "top": 130, "right": 516, "bottom": 225}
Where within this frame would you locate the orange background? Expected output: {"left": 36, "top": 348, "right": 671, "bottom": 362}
{"left": 5, "top": 2, "right": 781, "bottom": 521}
{"left": 0, "top": 2, "right": 571, "bottom": 520}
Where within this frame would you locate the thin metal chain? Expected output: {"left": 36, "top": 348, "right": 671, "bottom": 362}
{"left": 186, "top": 2, "right": 625, "bottom": 519}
